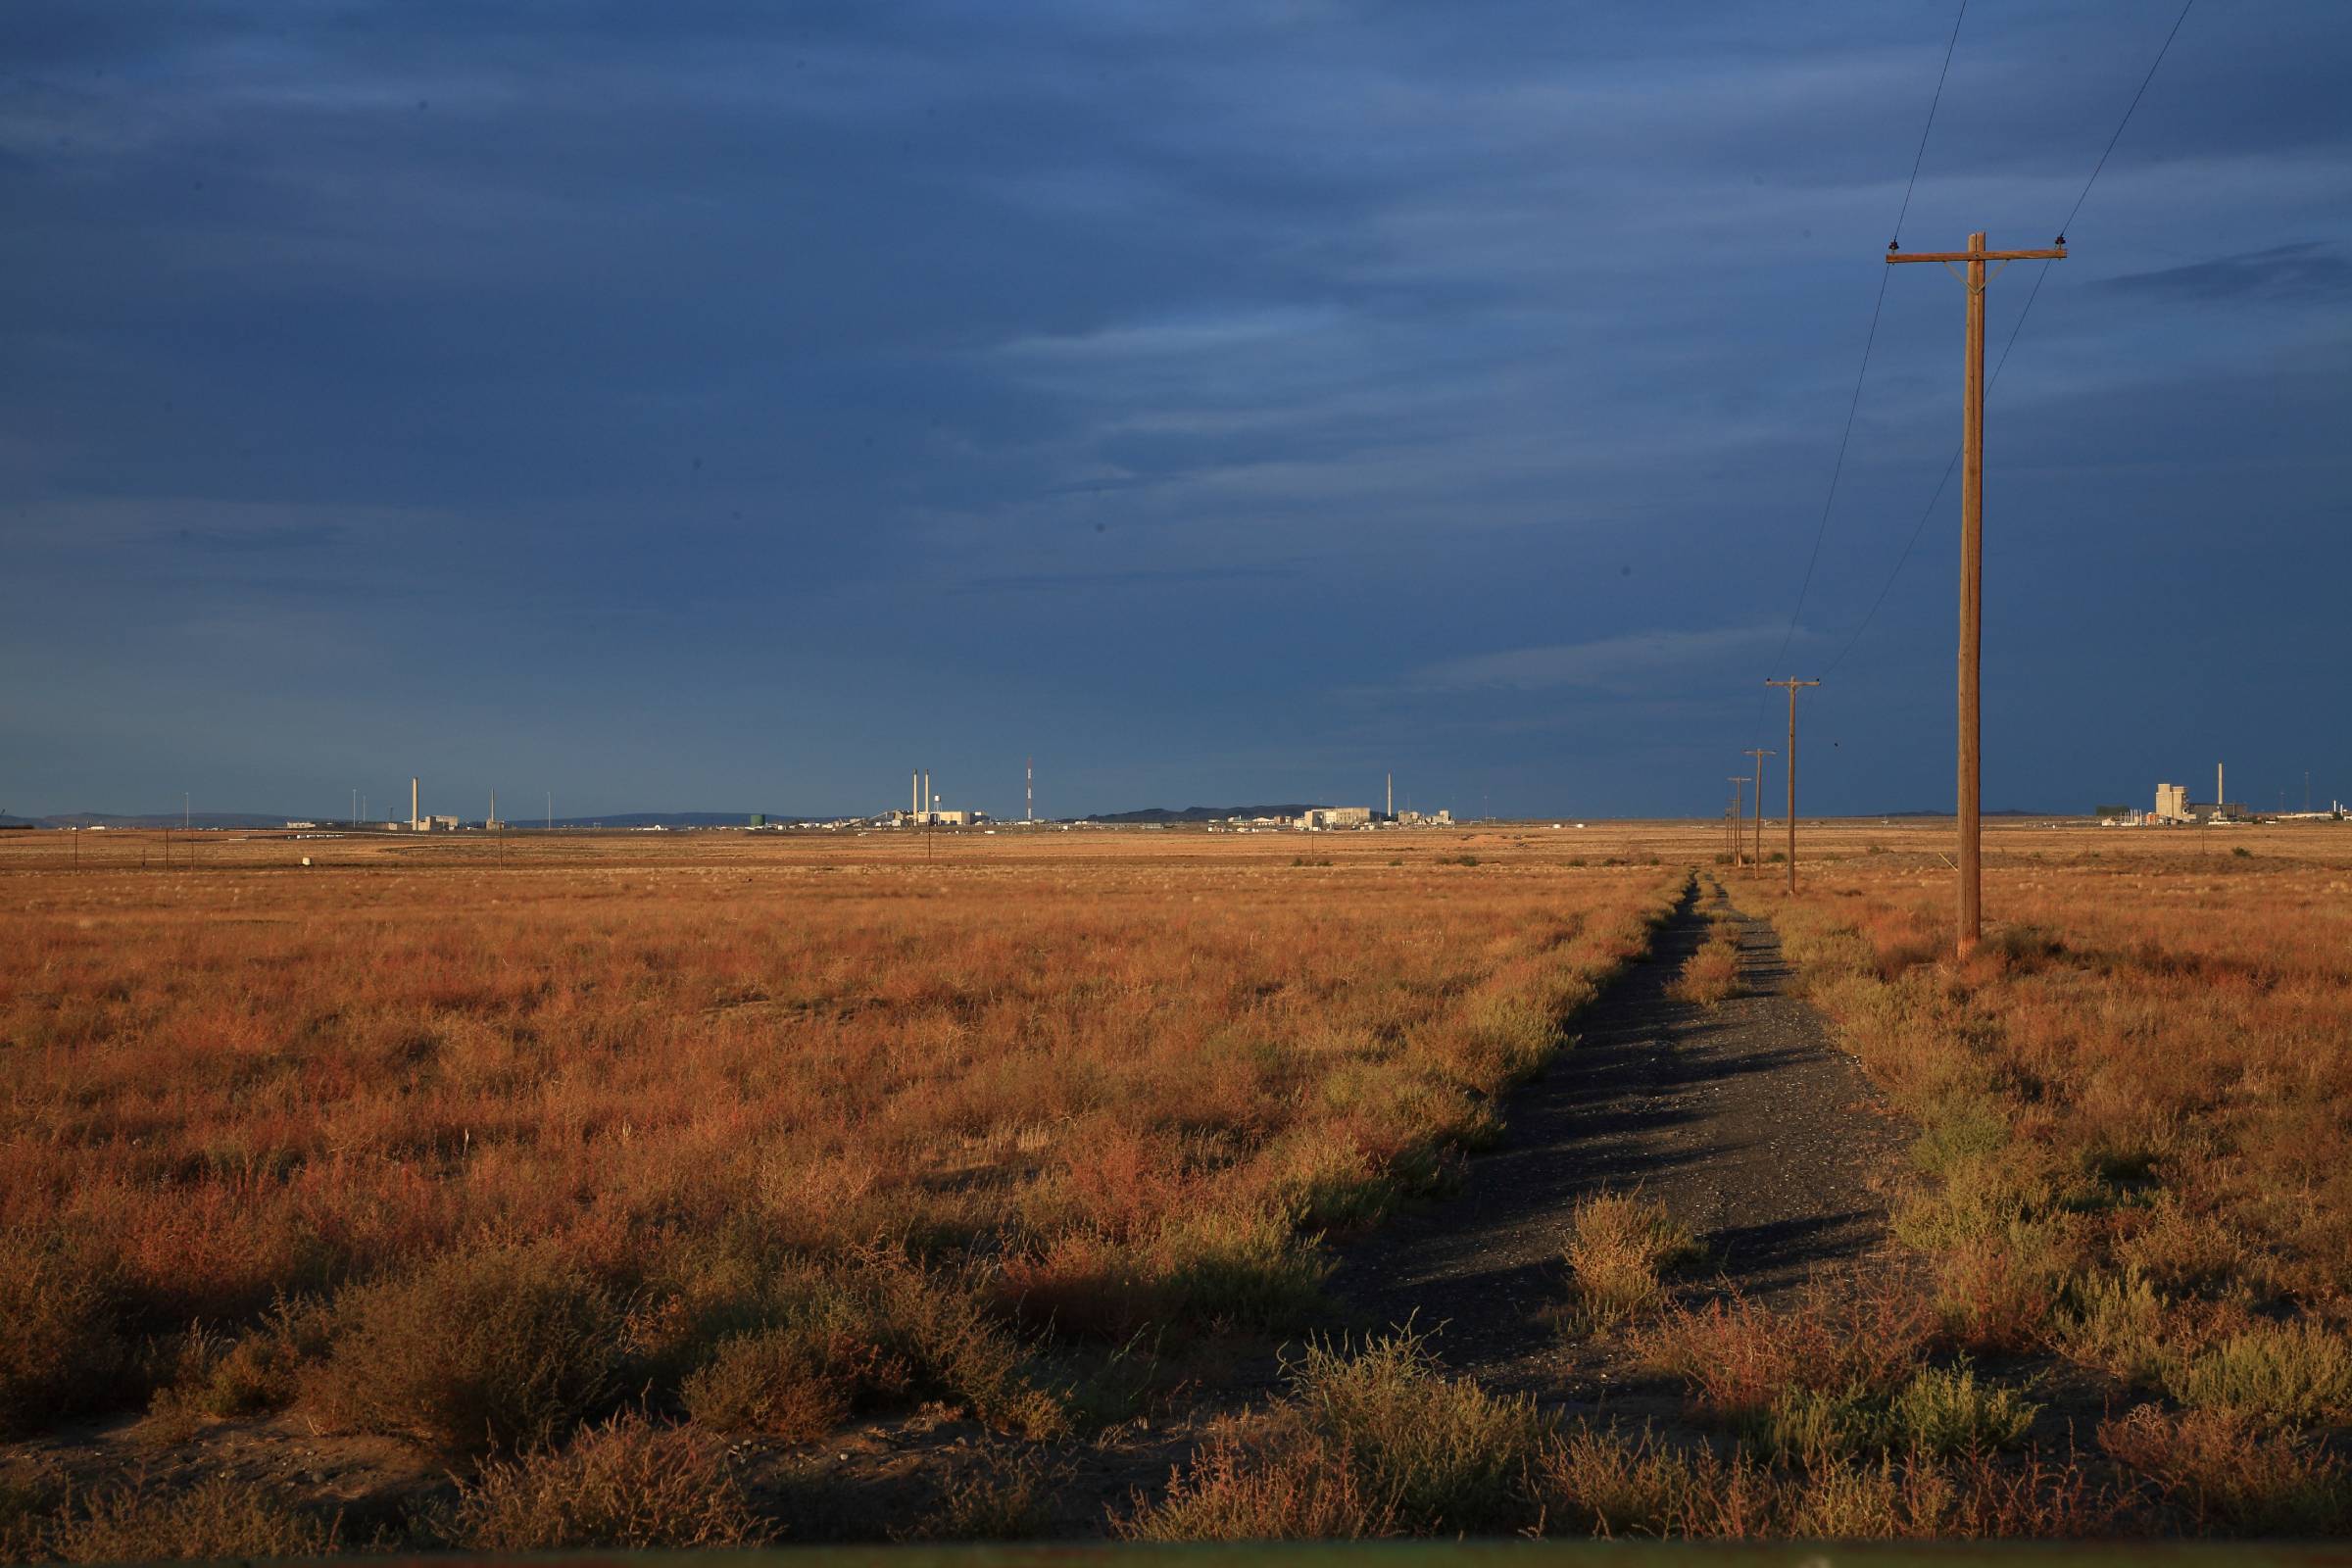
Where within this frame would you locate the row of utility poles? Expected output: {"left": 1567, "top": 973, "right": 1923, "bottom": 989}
{"left": 1728, "top": 683, "right": 1815, "bottom": 894}
{"left": 1743, "top": 231, "right": 2062, "bottom": 957}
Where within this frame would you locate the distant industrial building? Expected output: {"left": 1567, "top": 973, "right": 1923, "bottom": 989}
{"left": 895, "top": 769, "right": 984, "bottom": 827}
{"left": 1298, "top": 807, "right": 1373, "bottom": 831}
{"left": 2143, "top": 768, "right": 2247, "bottom": 825}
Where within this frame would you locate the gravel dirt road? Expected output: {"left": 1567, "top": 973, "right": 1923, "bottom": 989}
{"left": 1328, "top": 873, "right": 1912, "bottom": 1402}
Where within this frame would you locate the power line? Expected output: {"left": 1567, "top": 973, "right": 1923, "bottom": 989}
{"left": 2058, "top": 0, "right": 2198, "bottom": 246}
{"left": 1893, "top": 0, "right": 1970, "bottom": 249}
{"left": 1821, "top": 270, "right": 2042, "bottom": 676}
{"left": 1770, "top": 0, "right": 1970, "bottom": 674}
{"left": 1814, "top": 0, "right": 2196, "bottom": 679}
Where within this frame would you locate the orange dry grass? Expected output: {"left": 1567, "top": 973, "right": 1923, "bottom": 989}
{"left": 1755, "top": 828, "right": 2352, "bottom": 1446}
{"left": 0, "top": 833, "right": 1679, "bottom": 1437}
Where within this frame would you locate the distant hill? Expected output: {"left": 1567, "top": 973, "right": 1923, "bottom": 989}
{"left": 1086, "top": 804, "right": 1324, "bottom": 824}
{"left": 0, "top": 809, "right": 815, "bottom": 830}
{"left": 542, "top": 812, "right": 810, "bottom": 828}
{"left": 0, "top": 812, "right": 266, "bottom": 829}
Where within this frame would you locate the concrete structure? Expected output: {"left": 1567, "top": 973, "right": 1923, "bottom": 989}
{"left": 2154, "top": 782, "right": 2189, "bottom": 823}
{"left": 1298, "top": 807, "right": 1373, "bottom": 831}
{"left": 410, "top": 777, "right": 420, "bottom": 832}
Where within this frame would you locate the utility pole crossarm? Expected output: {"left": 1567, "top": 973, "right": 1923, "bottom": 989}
{"left": 1887, "top": 246, "right": 2067, "bottom": 264}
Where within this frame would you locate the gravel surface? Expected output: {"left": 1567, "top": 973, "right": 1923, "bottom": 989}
{"left": 1327, "top": 874, "right": 1912, "bottom": 1400}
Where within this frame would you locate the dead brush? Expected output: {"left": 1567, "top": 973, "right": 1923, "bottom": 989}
{"left": 26, "top": 1477, "right": 340, "bottom": 1564}
{"left": 308, "top": 1240, "right": 626, "bottom": 1454}
{"left": 445, "top": 1414, "right": 773, "bottom": 1549}
{"left": 895, "top": 1446, "right": 1068, "bottom": 1541}
{"left": 2100, "top": 1403, "right": 2352, "bottom": 1534}
{"left": 1560, "top": 1191, "right": 1701, "bottom": 1327}
{"left": 0, "top": 1232, "right": 132, "bottom": 1438}
{"left": 1528, "top": 1423, "right": 1769, "bottom": 1538}
{"left": 1632, "top": 1271, "right": 1938, "bottom": 1430}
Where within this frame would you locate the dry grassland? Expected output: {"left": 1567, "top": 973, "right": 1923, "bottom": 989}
{"left": 1118, "top": 821, "right": 2352, "bottom": 1541}
{"left": 1703, "top": 820, "right": 2352, "bottom": 1533}
{"left": 0, "top": 826, "right": 1677, "bottom": 1550}
{"left": 7, "top": 816, "right": 2350, "bottom": 1547}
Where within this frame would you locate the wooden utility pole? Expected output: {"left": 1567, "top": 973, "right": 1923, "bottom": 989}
{"left": 1764, "top": 679, "right": 1820, "bottom": 892}
{"left": 1728, "top": 776, "right": 1749, "bottom": 864}
{"left": 1887, "top": 231, "right": 2066, "bottom": 956}
{"left": 1745, "top": 748, "right": 1775, "bottom": 877}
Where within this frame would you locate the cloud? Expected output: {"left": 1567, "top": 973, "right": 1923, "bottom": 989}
{"left": 1405, "top": 624, "right": 1800, "bottom": 696}
{"left": 998, "top": 306, "right": 1346, "bottom": 364}
{"left": 2097, "top": 243, "right": 2352, "bottom": 305}
{"left": 953, "top": 564, "right": 1299, "bottom": 594}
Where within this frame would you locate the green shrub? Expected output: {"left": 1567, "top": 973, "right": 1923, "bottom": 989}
{"left": 1762, "top": 1385, "right": 1888, "bottom": 1459}
{"left": 1157, "top": 1210, "right": 1330, "bottom": 1330}
{"left": 1763, "top": 1363, "right": 2034, "bottom": 1460}
{"left": 1125, "top": 1330, "right": 1550, "bottom": 1539}
{"left": 2055, "top": 1270, "right": 2168, "bottom": 1386}
{"left": 2167, "top": 1321, "right": 2352, "bottom": 1429}
{"left": 1563, "top": 1192, "right": 1700, "bottom": 1325}
{"left": 1887, "top": 1363, "right": 2038, "bottom": 1455}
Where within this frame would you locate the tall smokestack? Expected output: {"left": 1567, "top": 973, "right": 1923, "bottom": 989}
{"left": 2218, "top": 761, "right": 2225, "bottom": 812}
{"left": 912, "top": 771, "right": 919, "bottom": 816}
{"left": 923, "top": 771, "right": 931, "bottom": 816}
{"left": 1387, "top": 772, "right": 1394, "bottom": 818}
{"left": 1026, "top": 758, "right": 1034, "bottom": 822}
{"left": 411, "top": 777, "right": 419, "bottom": 830}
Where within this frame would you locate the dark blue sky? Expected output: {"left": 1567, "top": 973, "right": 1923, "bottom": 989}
{"left": 5, "top": 2, "right": 2348, "bottom": 820}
